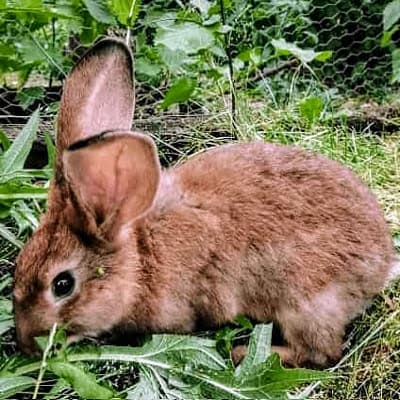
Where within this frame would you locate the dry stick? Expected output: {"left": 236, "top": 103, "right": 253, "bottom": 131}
{"left": 248, "top": 59, "right": 299, "bottom": 84}
{"left": 218, "top": 0, "right": 237, "bottom": 134}
{"left": 32, "top": 323, "right": 58, "bottom": 399}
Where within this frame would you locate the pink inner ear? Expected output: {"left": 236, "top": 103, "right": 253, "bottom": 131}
{"left": 63, "top": 133, "right": 160, "bottom": 240}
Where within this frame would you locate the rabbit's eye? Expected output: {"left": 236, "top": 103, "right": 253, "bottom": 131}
{"left": 52, "top": 271, "right": 75, "bottom": 299}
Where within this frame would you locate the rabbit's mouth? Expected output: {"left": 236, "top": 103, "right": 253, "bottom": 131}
{"left": 66, "top": 333, "right": 84, "bottom": 345}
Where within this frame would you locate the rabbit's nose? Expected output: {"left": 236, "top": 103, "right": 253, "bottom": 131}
{"left": 15, "top": 314, "right": 45, "bottom": 356}
{"left": 18, "top": 334, "right": 41, "bottom": 356}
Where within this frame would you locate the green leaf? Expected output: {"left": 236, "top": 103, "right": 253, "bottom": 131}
{"left": 161, "top": 77, "right": 197, "bottom": 109}
{"left": 43, "top": 378, "right": 70, "bottom": 400}
{"left": 0, "top": 109, "right": 39, "bottom": 174}
{"left": 16, "top": 87, "right": 45, "bottom": 110}
{"left": 190, "top": 0, "right": 212, "bottom": 15}
{"left": 110, "top": 0, "right": 140, "bottom": 26}
{"left": 135, "top": 57, "right": 162, "bottom": 77}
{"left": 48, "top": 361, "right": 114, "bottom": 400}
{"left": 0, "top": 318, "right": 14, "bottom": 336}
{"left": 384, "top": 0, "right": 400, "bottom": 31}
{"left": 0, "top": 376, "right": 36, "bottom": 399}
{"left": 11, "top": 200, "right": 40, "bottom": 233}
{"left": 155, "top": 22, "right": 214, "bottom": 54}
{"left": 17, "top": 39, "right": 47, "bottom": 64}
{"left": 392, "top": 48, "right": 400, "bottom": 83}
{"left": 0, "top": 223, "right": 23, "bottom": 248}
{"left": 69, "top": 335, "right": 225, "bottom": 370}
{"left": 381, "top": 25, "right": 399, "bottom": 46}
{"left": 0, "top": 183, "right": 48, "bottom": 200}
{"left": 0, "top": 276, "right": 11, "bottom": 293}
{"left": 126, "top": 368, "right": 160, "bottom": 400}
{"left": 44, "top": 133, "right": 55, "bottom": 170}
{"left": 82, "top": 0, "right": 116, "bottom": 24}
{"left": 237, "top": 324, "right": 272, "bottom": 377}
{"left": 0, "top": 131, "right": 10, "bottom": 152}
{"left": 299, "top": 96, "right": 324, "bottom": 124}
{"left": 0, "top": 298, "right": 12, "bottom": 315}
{"left": 235, "top": 354, "right": 330, "bottom": 398}
{"left": 158, "top": 47, "right": 190, "bottom": 70}
{"left": 271, "top": 39, "right": 332, "bottom": 64}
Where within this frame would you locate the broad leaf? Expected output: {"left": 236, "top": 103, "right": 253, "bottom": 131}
{"left": 161, "top": 77, "right": 197, "bottom": 109}
{"left": 126, "top": 368, "right": 160, "bottom": 400}
{"left": 0, "top": 376, "right": 35, "bottom": 399}
{"left": 236, "top": 324, "right": 272, "bottom": 377}
{"left": 155, "top": 22, "right": 214, "bottom": 54}
{"left": 82, "top": 0, "right": 116, "bottom": 24}
{"left": 110, "top": 0, "right": 140, "bottom": 26}
{"left": 135, "top": 57, "right": 162, "bottom": 77}
{"left": 0, "top": 109, "right": 39, "bottom": 174}
{"left": 384, "top": 0, "right": 400, "bottom": 31}
{"left": 272, "top": 39, "right": 332, "bottom": 64}
{"left": 68, "top": 335, "right": 225, "bottom": 371}
{"left": 48, "top": 361, "right": 114, "bottom": 400}
{"left": 190, "top": 0, "right": 212, "bottom": 15}
{"left": 299, "top": 96, "right": 324, "bottom": 123}
{"left": 158, "top": 47, "right": 190, "bottom": 70}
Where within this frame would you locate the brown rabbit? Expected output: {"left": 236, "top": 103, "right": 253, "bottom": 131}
{"left": 13, "top": 38, "right": 398, "bottom": 367}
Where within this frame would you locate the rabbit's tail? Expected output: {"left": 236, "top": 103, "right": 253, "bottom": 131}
{"left": 385, "top": 255, "right": 400, "bottom": 287}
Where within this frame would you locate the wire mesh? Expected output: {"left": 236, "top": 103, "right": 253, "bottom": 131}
{"left": 0, "top": 0, "right": 397, "bottom": 173}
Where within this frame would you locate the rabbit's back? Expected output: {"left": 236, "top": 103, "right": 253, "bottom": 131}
{"left": 167, "top": 141, "right": 393, "bottom": 309}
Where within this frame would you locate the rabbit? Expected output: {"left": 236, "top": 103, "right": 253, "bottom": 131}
{"left": 13, "top": 38, "right": 399, "bottom": 367}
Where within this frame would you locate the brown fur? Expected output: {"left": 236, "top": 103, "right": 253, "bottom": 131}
{"left": 13, "top": 39, "right": 396, "bottom": 366}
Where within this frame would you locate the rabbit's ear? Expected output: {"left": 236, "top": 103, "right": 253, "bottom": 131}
{"left": 57, "top": 38, "right": 134, "bottom": 153}
{"left": 62, "top": 132, "right": 160, "bottom": 241}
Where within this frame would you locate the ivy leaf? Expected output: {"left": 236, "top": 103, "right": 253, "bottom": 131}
{"left": 82, "top": 0, "right": 116, "bottom": 24}
{"left": 161, "top": 77, "right": 197, "bottom": 109}
{"left": 272, "top": 39, "right": 332, "bottom": 64}
{"left": 155, "top": 22, "right": 214, "bottom": 54}
{"left": 48, "top": 361, "right": 114, "bottom": 400}
{"left": 384, "top": 0, "right": 400, "bottom": 31}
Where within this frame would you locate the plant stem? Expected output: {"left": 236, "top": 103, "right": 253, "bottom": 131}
{"left": 49, "top": 17, "right": 56, "bottom": 88}
{"left": 218, "top": 0, "right": 237, "bottom": 133}
{"left": 32, "top": 323, "right": 57, "bottom": 399}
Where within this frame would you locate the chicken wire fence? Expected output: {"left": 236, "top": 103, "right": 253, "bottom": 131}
{"left": 0, "top": 0, "right": 397, "bottom": 143}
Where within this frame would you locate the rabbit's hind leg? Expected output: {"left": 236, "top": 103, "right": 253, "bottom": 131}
{"left": 276, "top": 285, "right": 349, "bottom": 367}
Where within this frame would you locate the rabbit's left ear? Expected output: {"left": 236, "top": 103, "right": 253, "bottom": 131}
{"left": 63, "top": 132, "right": 160, "bottom": 241}
{"left": 57, "top": 38, "right": 134, "bottom": 153}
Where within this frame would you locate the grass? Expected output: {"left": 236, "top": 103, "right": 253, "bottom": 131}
{"left": 0, "top": 96, "right": 399, "bottom": 399}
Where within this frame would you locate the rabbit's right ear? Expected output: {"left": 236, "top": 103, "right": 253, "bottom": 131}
{"left": 57, "top": 39, "right": 134, "bottom": 153}
{"left": 62, "top": 132, "right": 160, "bottom": 242}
